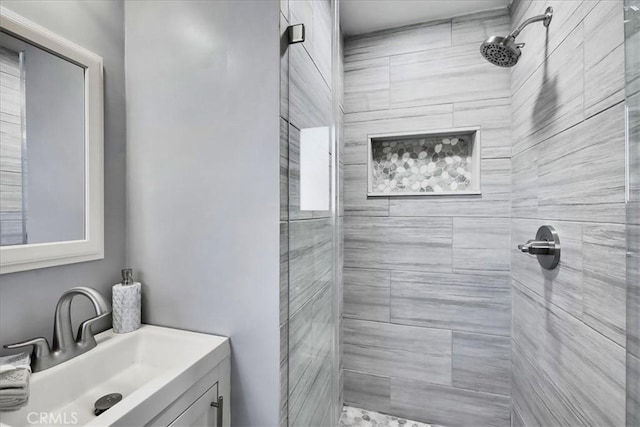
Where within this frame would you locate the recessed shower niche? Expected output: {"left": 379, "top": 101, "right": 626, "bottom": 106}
{"left": 367, "top": 127, "right": 481, "bottom": 196}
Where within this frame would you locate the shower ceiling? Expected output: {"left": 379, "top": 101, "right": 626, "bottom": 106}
{"left": 340, "top": 0, "right": 511, "bottom": 35}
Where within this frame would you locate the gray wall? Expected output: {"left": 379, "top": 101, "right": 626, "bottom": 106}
{"left": 510, "top": 0, "right": 627, "bottom": 426}
{"left": 342, "top": 9, "right": 512, "bottom": 427}
{"left": 279, "top": 0, "right": 342, "bottom": 425}
{"left": 124, "top": 2, "right": 281, "bottom": 426}
{"left": 0, "top": 0, "right": 126, "bottom": 352}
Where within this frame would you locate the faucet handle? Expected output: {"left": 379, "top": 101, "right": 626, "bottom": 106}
{"left": 4, "top": 337, "right": 51, "bottom": 360}
{"left": 76, "top": 312, "right": 111, "bottom": 345}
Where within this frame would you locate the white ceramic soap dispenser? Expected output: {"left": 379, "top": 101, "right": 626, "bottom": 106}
{"left": 112, "top": 268, "right": 141, "bottom": 333}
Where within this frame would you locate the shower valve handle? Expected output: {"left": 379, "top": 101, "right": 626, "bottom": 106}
{"left": 517, "top": 225, "right": 561, "bottom": 270}
{"left": 518, "top": 239, "right": 556, "bottom": 255}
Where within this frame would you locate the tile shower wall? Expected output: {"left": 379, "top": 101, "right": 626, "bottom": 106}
{"left": 626, "top": 0, "right": 640, "bottom": 424}
{"left": 342, "top": 9, "right": 512, "bottom": 427}
{"left": 509, "top": 0, "right": 627, "bottom": 426}
{"left": 279, "top": 0, "right": 343, "bottom": 425}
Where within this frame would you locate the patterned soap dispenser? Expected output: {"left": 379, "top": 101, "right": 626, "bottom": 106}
{"left": 112, "top": 268, "right": 142, "bottom": 333}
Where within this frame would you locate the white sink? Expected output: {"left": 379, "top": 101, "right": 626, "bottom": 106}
{"left": 0, "top": 325, "right": 230, "bottom": 427}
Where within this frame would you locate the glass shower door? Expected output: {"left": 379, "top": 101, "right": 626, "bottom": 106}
{"left": 626, "top": 0, "right": 640, "bottom": 424}
{"left": 281, "top": 0, "right": 341, "bottom": 425}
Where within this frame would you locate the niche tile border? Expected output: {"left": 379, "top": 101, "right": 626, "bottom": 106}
{"left": 367, "top": 127, "right": 481, "bottom": 196}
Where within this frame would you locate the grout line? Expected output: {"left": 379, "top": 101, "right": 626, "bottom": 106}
{"left": 343, "top": 316, "right": 511, "bottom": 339}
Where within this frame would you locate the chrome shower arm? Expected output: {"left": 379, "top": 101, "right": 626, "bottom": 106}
{"left": 509, "top": 7, "right": 553, "bottom": 39}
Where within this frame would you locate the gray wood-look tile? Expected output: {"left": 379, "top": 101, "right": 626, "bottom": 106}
{"left": 452, "top": 331, "right": 510, "bottom": 396}
{"left": 584, "top": 44, "right": 625, "bottom": 119}
{"left": 280, "top": 321, "right": 288, "bottom": 427}
{"left": 453, "top": 97, "right": 511, "bottom": 159}
{"left": 451, "top": 8, "right": 510, "bottom": 46}
{"left": 288, "top": 285, "right": 333, "bottom": 427}
{"left": 511, "top": 23, "right": 585, "bottom": 156}
{"left": 288, "top": 218, "right": 332, "bottom": 315}
{"left": 280, "top": 222, "right": 289, "bottom": 326}
{"left": 628, "top": 353, "right": 640, "bottom": 427}
{"left": 344, "top": 104, "right": 454, "bottom": 165}
{"left": 453, "top": 217, "right": 510, "bottom": 273}
{"left": 343, "top": 318, "right": 452, "bottom": 385}
{"left": 280, "top": 118, "right": 289, "bottom": 221}
{"left": 344, "top": 57, "right": 389, "bottom": 113}
{"left": 344, "top": 267, "right": 390, "bottom": 288}
{"left": 344, "top": 370, "right": 391, "bottom": 414}
{"left": 344, "top": 268, "right": 390, "bottom": 322}
{"left": 583, "top": 0, "right": 624, "bottom": 118}
{"left": 389, "top": 158, "right": 510, "bottom": 218}
{"left": 389, "top": 43, "right": 510, "bottom": 109}
{"left": 582, "top": 223, "right": 626, "bottom": 347}
{"left": 511, "top": 340, "right": 570, "bottom": 427}
{"left": 390, "top": 271, "right": 510, "bottom": 336}
{"left": 630, "top": 92, "right": 640, "bottom": 206}
{"left": 289, "top": 44, "right": 332, "bottom": 131}
{"left": 511, "top": 280, "right": 626, "bottom": 427}
{"left": 344, "top": 216, "right": 452, "bottom": 272}
{"left": 344, "top": 20, "right": 451, "bottom": 62}
{"left": 511, "top": 145, "right": 538, "bottom": 219}
{"left": 511, "top": 219, "right": 584, "bottom": 318}
{"left": 344, "top": 164, "right": 389, "bottom": 216}
{"left": 511, "top": 407, "right": 525, "bottom": 427}
{"left": 390, "top": 378, "right": 510, "bottom": 427}
{"left": 312, "top": 0, "right": 332, "bottom": 89}
{"left": 536, "top": 102, "right": 626, "bottom": 223}
{"left": 511, "top": 102, "right": 626, "bottom": 224}
{"left": 628, "top": 224, "right": 640, "bottom": 357}
{"left": 338, "top": 32, "right": 345, "bottom": 111}
{"left": 627, "top": 14, "right": 640, "bottom": 97}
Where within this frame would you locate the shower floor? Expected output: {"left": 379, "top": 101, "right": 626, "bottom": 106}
{"left": 339, "top": 406, "right": 436, "bottom": 427}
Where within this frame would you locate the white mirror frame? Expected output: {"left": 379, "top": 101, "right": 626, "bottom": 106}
{"left": 0, "top": 7, "right": 104, "bottom": 274}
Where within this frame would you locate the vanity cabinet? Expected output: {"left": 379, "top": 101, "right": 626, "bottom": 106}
{"left": 147, "top": 356, "right": 231, "bottom": 427}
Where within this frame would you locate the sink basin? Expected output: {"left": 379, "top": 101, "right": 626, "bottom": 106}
{"left": 0, "top": 325, "right": 230, "bottom": 427}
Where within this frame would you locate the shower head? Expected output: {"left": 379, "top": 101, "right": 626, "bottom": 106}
{"left": 480, "top": 36, "right": 521, "bottom": 67}
{"left": 480, "top": 6, "right": 553, "bottom": 67}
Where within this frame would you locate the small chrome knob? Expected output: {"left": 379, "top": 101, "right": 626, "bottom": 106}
{"left": 518, "top": 225, "right": 560, "bottom": 270}
{"left": 518, "top": 239, "right": 556, "bottom": 255}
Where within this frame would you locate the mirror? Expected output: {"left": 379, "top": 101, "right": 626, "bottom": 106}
{"left": 0, "top": 7, "right": 103, "bottom": 274}
{"left": 0, "top": 32, "right": 86, "bottom": 246}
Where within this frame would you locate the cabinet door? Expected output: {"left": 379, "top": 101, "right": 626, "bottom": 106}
{"left": 168, "top": 383, "right": 219, "bottom": 427}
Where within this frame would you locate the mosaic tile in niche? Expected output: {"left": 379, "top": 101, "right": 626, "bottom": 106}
{"left": 370, "top": 136, "right": 474, "bottom": 194}
{"left": 338, "top": 406, "right": 438, "bottom": 427}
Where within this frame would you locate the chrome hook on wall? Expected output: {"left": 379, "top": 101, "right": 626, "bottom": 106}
{"left": 518, "top": 225, "right": 561, "bottom": 270}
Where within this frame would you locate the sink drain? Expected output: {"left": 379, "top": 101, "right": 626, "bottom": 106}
{"left": 94, "top": 393, "right": 123, "bottom": 416}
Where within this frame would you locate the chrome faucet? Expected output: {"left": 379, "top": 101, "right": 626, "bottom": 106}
{"left": 4, "top": 287, "right": 111, "bottom": 372}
